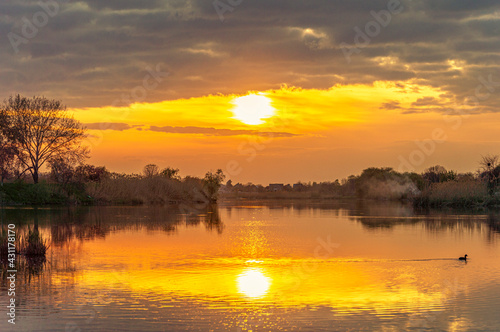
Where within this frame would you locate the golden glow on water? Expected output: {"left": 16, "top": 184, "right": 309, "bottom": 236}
{"left": 59, "top": 248, "right": 445, "bottom": 313}
{"left": 237, "top": 268, "right": 271, "bottom": 298}
{"left": 7, "top": 204, "right": 500, "bottom": 331}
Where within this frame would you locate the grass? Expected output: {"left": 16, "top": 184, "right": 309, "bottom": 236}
{"left": 220, "top": 191, "right": 342, "bottom": 200}
{"left": 414, "top": 180, "right": 500, "bottom": 207}
{"left": 0, "top": 174, "right": 210, "bottom": 206}
{"left": 1, "top": 228, "right": 47, "bottom": 281}
{"left": 0, "top": 181, "right": 66, "bottom": 205}
{"left": 0, "top": 228, "right": 48, "bottom": 260}
{"left": 86, "top": 175, "right": 209, "bottom": 205}
{"left": 20, "top": 228, "right": 49, "bottom": 257}
{"left": 0, "top": 235, "right": 13, "bottom": 259}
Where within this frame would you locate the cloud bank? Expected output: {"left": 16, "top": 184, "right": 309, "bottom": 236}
{"left": 0, "top": 0, "right": 498, "bottom": 113}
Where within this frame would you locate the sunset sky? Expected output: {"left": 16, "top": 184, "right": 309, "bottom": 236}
{"left": 2, "top": 0, "right": 500, "bottom": 184}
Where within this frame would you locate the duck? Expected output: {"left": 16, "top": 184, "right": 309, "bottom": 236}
{"left": 459, "top": 254, "right": 468, "bottom": 261}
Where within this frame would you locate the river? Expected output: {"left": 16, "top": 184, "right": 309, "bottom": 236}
{"left": 1, "top": 200, "right": 500, "bottom": 331}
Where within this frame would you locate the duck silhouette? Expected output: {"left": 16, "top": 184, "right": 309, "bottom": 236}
{"left": 459, "top": 254, "right": 468, "bottom": 261}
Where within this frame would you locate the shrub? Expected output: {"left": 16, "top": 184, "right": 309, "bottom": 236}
{"left": 415, "top": 180, "right": 490, "bottom": 207}
{"left": 86, "top": 175, "right": 207, "bottom": 205}
{"left": 202, "top": 169, "right": 225, "bottom": 202}
{"left": 355, "top": 167, "right": 419, "bottom": 200}
{"left": 21, "top": 228, "right": 48, "bottom": 257}
{"left": 0, "top": 180, "right": 65, "bottom": 205}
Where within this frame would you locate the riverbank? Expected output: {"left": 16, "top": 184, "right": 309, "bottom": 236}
{"left": 0, "top": 176, "right": 212, "bottom": 206}
{"left": 219, "top": 191, "right": 345, "bottom": 200}
{"left": 2, "top": 166, "right": 499, "bottom": 209}
{"left": 413, "top": 180, "right": 500, "bottom": 208}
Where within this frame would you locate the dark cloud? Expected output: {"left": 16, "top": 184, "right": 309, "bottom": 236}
{"left": 82, "top": 0, "right": 164, "bottom": 11}
{"left": 416, "top": 0, "right": 499, "bottom": 17}
{"left": 411, "top": 96, "right": 442, "bottom": 107}
{"left": 84, "top": 122, "right": 141, "bottom": 131}
{"left": 380, "top": 101, "right": 401, "bottom": 110}
{"left": 83, "top": 123, "right": 298, "bottom": 137}
{"left": 0, "top": 0, "right": 499, "bottom": 113}
{"left": 149, "top": 126, "right": 298, "bottom": 137}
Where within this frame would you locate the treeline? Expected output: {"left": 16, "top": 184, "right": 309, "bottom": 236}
{"left": 0, "top": 95, "right": 227, "bottom": 206}
{"left": 224, "top": 157, "right": 500, "bottom": 207}
{"left": 2, "top": 95, "right": 499, "bottom": 208}
{"left": 0, "top": 163, "right": 226, "bottom": 206}
{"left": 223, "top": 168, "right": 420, "bottom": 200}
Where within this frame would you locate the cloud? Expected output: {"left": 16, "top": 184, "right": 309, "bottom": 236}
{"left": 1, "top": 0, "right": 499, "bottom": 113}
{"left": 149, "top": 126, "right": 298, "bottom": 137}
{"left": 411, "top": 96, "right": 443, "bottom": 107}
{"left": 84, "top": 122, "right": 141, "bottom": 131}
{"left": 380, "top": 101, "right": 401, "bottom": 110}
{"left": 83, "top": 122, "right": 298, "bottom": 137}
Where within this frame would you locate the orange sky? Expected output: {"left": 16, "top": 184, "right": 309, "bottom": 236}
{"left": 73, "top": 81, "right": 500, "bottom": 184}
{"left": 3, "top": 1, "right": 500, "bottom": 184}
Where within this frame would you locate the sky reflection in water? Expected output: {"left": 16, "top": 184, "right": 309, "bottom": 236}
{"left": 1, "top": 201, "right": 500, "bottom": 331}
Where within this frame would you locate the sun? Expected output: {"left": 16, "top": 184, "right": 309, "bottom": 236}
{"left": 230, "top": 93, "right": 276, "bottom": 125}
{"left": 237, "top": 268, "right": 271, "bottom": 298}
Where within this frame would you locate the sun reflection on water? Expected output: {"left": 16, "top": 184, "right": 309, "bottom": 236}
{"left": 237, "top": 267, "right": 271, "bottom": 299}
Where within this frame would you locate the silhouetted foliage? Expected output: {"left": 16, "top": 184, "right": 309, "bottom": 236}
{"left": 423, "top": 165, "right": 451, "bottom": 183}
{"left": 21, "top": 228, "right": 48, "bottom": 257}
{"left": 203, "top": 169, "right": 225, "bottom": 202}
{"left": 354, "top": 167, "right": 419, "bottom": 199}
{"left": 479, "top": 154, "right": 499, "bottom": 172}
{"left": 405, "top": 172, "right": 426, "bottom": 191}
{"left": 0, "top": 95, "right": 88, "bottom": 183}
{"left": 74, "top": 164, "right": 108, "bottom": 183}
{"left": 143, "top": 164, "right": 159, "bottom": 177}
{"left": 478, "top": 155, "right": 500, "bottom": 195}
{"left": 0, "top": 140, "right": 18, "bottom": 185}
{"left": 49, "top": 156, "right": 75, "bottom": 185}
{"left": 160, "top": 167, "right": 180, "bottom": 180}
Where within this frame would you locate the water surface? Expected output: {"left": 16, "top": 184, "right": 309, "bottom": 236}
{"left": 1, "top": 200, "right": 500, "bottom": 331}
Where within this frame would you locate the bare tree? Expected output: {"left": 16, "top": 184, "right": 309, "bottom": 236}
{"left": 143, "top": 164, "right": 159, "bottom": 178}
{"left": 479, "top": 154, "right": 499, "bottom": 172}
{"left": 0, "top": 95, "right": 88, "bottom": 184}
{"left": 479, "top": 154, "right": 500, "bottom": 195}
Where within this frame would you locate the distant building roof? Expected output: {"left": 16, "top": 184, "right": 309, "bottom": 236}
{"left": 269, "top": 183, "right": 284, "bottom": 191}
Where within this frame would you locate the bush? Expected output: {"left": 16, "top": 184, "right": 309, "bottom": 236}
{"left": 354, "top": 168, "right": 419, "bottom": 200}
{"left": 86, "top": 175, "right": 208, "bottom": 205}
{"left": 21, "top": 229, "right": 48, "bottom": 257}
{"left": 415, "top": 180, "right": 491, "bottom": 207}
{"left": 202, "top": 169, "right": 225, "bottom": 202}
{"left": 0, "top": 180, "right": 66, "bottom": 205}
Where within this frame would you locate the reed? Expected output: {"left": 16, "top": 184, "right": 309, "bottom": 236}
{"left": 21, "top": 228, "right": 49, "bottom": 257}
{"left": 414, "top": 180, "right": 493, "bottom": 207}
{"left": 86, "top": 175, "right": 208, "bottom": 205}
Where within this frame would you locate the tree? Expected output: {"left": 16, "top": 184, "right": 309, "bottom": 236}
{"left": 74, "top": 164, "right": 108, "bottom": 183}
{"left": 202, "top": 169, "right": 225, "bottom": 201}
{"left": 0, "top": 104, "right": 18, "bottom": 185}
{"left": 422, "top": 165, "right": 448, "bottom": 183}
{"left": 160, "top": 167, "right": 180, "bottom": 180}
{"left": 143, "top": 164, "right": 159, "bottom": 177}
{"left": 479, "top": 154, "right": 499, "bottom": 172}
{"left": 48, "top": 156, "right": 75, "bottom": 185}
{"left": 479, "top": 154, "right": 500, "bottom": 195}
{"left": 0, "top": 140, "right": 18, "bottom": 185}
{"left": 0, "top": 95, "right": 88, "bottom": 184}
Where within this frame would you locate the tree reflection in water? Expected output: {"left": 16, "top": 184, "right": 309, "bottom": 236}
{"left": 1, "top": 204, "right": 224, "bottom": 287}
